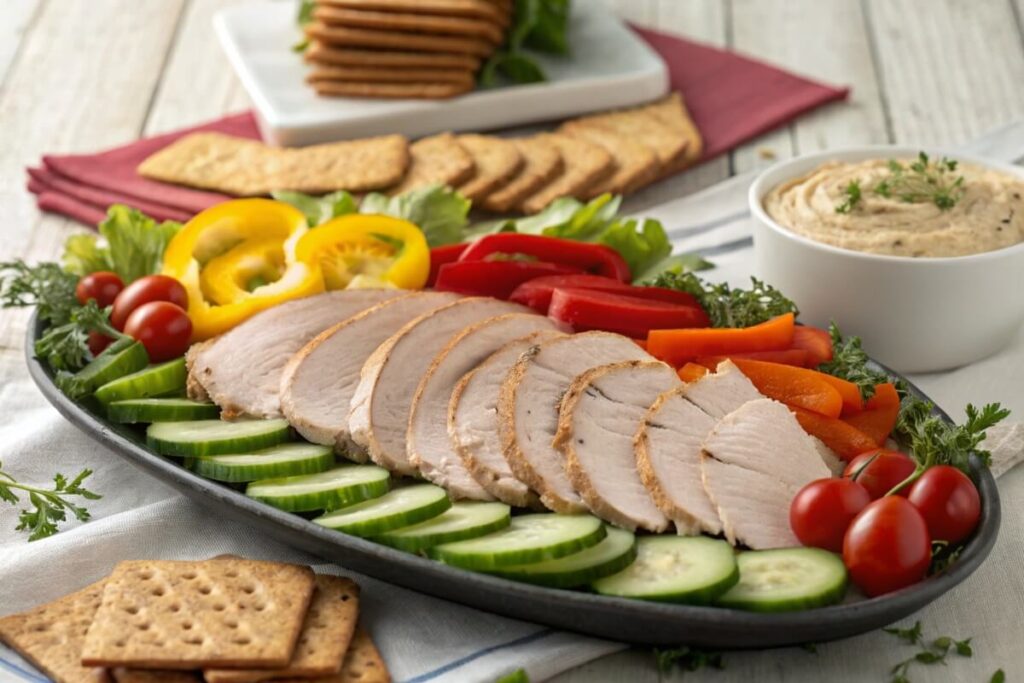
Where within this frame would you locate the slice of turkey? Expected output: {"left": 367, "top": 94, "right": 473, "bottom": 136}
{"left": 186, "top": 289, "right": 402, "bottom": 419}
{"left": 700, "top": 398, "right": 833, "bottom": 549}
{"left": 498, "top": 331, "right": 652, "bottom": 513}
{"left": 408, "top": 313, "right": 564, "bottom": 499}
{"left": 679, "top": 359, "right": 763, "bottom": 419}
{"left": 279, "top": 291, "right": 461, "bottom": 457}
{"left": 448, "top": 330, "right": 566, "bottom": 507}
{"left": 553, "top": 360, "right": 678, "bottom": 531}
{"left": 348, "top": 297, "right": 529, "bottom": 476}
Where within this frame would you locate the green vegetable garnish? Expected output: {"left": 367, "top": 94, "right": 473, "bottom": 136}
{"left": 654, "top": 646, "right": 725, "bottom": 675}
{"left": 0, "top": 260, "right": 79, "bottom": 328}
{"left": 874, "top": 152, "right": 966, "bottom": 210}
{"left": 63, "top": 204, "right": 182, "bottom": 283}
{"left": 0, "top": 460, "right": 102, "bottom": 541}
{"left": 361, "top": 184, "right": 471, "bottom": 247}
{"left": 480, "top": 0, "right": 570, "bottom": 87}
{"left": 818, "top": 323, "right": 890, "bottom": 400}
{"left": 884, "top": 621, "right": 975, "bottom": 683}
{"left": 272, "top": 189, "right": 358, "bottom": 227}
{"left": 647, "top": 272, "right": 798, "bottom": 329}
{"left": 835, "top": 179, "right": 863, "bottom": 214}
{"left": 893, "top": 400, "right": 1009, "bottom": 475}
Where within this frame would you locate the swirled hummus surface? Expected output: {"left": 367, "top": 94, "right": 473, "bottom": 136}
{"left": 763, "top": 159, "right": 1024, "bottom": 257}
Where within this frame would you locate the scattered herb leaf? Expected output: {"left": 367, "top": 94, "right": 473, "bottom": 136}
{"left": 799, "top": 643, "right": 819, "bottom": 654}
{"left": 992, "top": 669, "right": 1006, "bottom": 683}
{"left": 835, "top": 179, "right": 863, "bottom": 214}
{"left": 0, "top": 461, "right": 102, "bottom": 541}
{"left": 647, "top": 272, "right": 798, "bottom": 328}
{"left": 653, "top": 646, "right": 725, "bottom": 674}
{"left": 495, "top": 668, "right": 530, "bottom": 683}
{"left": 884, "top": 621, "right": 924, "bottom": 646}
{"left": 885, "top": 621, "right": 975, "bottom": 683}
{"left": 874, "top": 152, "right": 966, "bottom": 211}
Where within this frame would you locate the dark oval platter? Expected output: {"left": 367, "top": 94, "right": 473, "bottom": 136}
{"left": 26, "top": 316, "right": 1000, "bottom": 648}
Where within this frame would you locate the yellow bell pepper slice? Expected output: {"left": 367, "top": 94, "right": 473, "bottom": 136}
{"left": 294, "top": 213, "right": 430, "bottom": 291}
{"left": 199, "top": 239, "right": 288, "bottom": 306}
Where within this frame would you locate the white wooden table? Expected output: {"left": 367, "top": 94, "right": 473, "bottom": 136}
{"left": 1, "top": 1, "right": 1023, "bottom": 680}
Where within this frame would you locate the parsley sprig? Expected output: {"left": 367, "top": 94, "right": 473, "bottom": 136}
{"left": 0, "top": 261, "right": 79, "bottom": 327}
{"left": 646, "top": 272, "right": 798, "bottom": 329}
{"left": 894, "top": 401, "right": 1009, "bottom": 475}
{"left": 834, "top": 152, "right": 966, "bottom": 214}
{"left": 818, "top": 323, "right": 891, "bottom": 400}
{"left": 0, "top": 460, "right": 102, "bottom": 541}
{"left": 883, "top": 621, "right": 973, "bottom": 683}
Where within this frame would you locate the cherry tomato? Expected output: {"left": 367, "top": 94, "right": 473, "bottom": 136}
{"left": 111, "top": 275, "right": 188, "bottom": 330}
{"left": 123, "top": 301, "right": 192, "bottom": 362}
{"left": 75, "top": 271, "right": 124, "bottom": 307}
{"left": 87, "top": 331, "right": 113, "bottom": 356}
{"left": 790, "top": 478, "right": 871, "bottom": 552}
{"left": 843, "top": 496, "right": 931, "bottom": 597}
{"left": 907, "top": 465, "right": 981, "bottom": 543}
{"left": 844, "top": 449, "right": 917, "bottom": 499}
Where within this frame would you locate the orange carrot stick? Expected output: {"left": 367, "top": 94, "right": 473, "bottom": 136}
{"left": 729, "top": 358, "right": 844, "bottom": 418}
{"left": 842, "top": 383, "right": 900, "bottom": 444}
{"left": 791, "top": 406, "right": 879, "bottom": 460}
{"left": 646, "top": 313, "right": 795, "bottom": 367}
{"left": 677, "top": 362, "right": 709, "bottom": 383}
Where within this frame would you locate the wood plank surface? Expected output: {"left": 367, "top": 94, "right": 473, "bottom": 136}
{"left": 0, "top": 0, "right": 41, "bottom": 90}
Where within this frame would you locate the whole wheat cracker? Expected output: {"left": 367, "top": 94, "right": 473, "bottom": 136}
{"left": 0, "top": 579, "right": 110, "bottom": 683}
{"left": 313, "top": 80, "right": 473, "bottom": 100}
{"left": 517, "top": 133, "right": 614, "bottom": 214}
{"left": 646, "top": 92, "right": 704, "bottom": 177}
{"left": 304, "top": 43, "right": 481, "bottom": 70}
{"left": 203, "top": 576, "right": 360, "bottom": 683}
{"left": 564, "top": 96, "right": 691, "bottom": 172}
{"left": 478, "top": 136, "right": 563, "bottom": 213}
{"left": 558, "top": 121, "right": 659, "bottom": 196}
{"left": 274, "top": 627, "right": 389, "bottom": 683}
{"left": 317, "top": 0, "right": 510, "bottom": 26}
{"left": 388, "top": 133, "right": 475, "bottom": 194}
{"left": 307, "top": 65, "right": 474, "bottom": 85}
{"left": 305, "top": 23, "right": 495, "bottom": 57}
{"left": 313, "top": 7, "right": 504, "bottom": 44}
{"left": 111, "top": 670, "right": 200, "bottom": 683}
{"left": 455, "top": 135, "right": 524, "bottom": 201}
{"left": 80, "top": 559, "right": 316, "bottom": 670}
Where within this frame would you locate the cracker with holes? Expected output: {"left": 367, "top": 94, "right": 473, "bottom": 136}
{"left": 274, "top": 627, "right": 389, "bottom": 683}
{"left": 557, "top": 121, "right": 659, "bottom": 196}
{"left": 80, "top": 559, "right": 316, "bottom": 669}
{"left": 388, "top": 133, "right": 475, "bottom": 194}
{"left": 455, "top": 135, "right": 524, "bottom": 201}
{"left": 478, "top": 136, "right": 563, "bottom": 213}
{"left": 518, "top": 133, "right": 614, "bottom": 214}
{"left": 204, "top": 575, "right": 360, "bottom": 683}
{"left": 0, "top": 579, "right": 110, "bottom": 683}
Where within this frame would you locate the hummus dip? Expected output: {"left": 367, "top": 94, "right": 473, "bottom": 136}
{"left": 763, "top": 158, "right": 1024, "bottom": 257}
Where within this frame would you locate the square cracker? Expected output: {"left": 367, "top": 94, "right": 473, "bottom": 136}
{"left": 455, "top": 135, "right": 524, "bottom": 201}
{"left": 647, "top": 92, "right": 704, "bottom": 176}
{"left": 313, "top": 7, "right": 505, "bottom": 45}
{"left": 305, "top": 23, "right": 495, "bottom": 57}
{"left": 204, "top": 575, "right": 360, "bottom": 683}
{"left": 479, "top": 136, "right": 563, "bottom": 213}
{"left": 111, "top": 670, "right": 200, "bottom": 683}
{"left": 274, "top": 627, "right": 389, "bottom": 683}
{"left": 80, "top": 559, "right": 316, "bottom": 669}
{"left": 318, "top": 0, "right": 510, "bottom": 26}
{"left": 518, "top": 133, "right": 614, "bottom": 214}
{"left": 557, "top": 121, "right": 659, "bottom": 196}
{"left": 0, "top": 579, "right": 110, "bottom": 683}
{"left": 306, "top": 65, "right": 474, "bottom": 85}
{"left": 388, "top": 133, "right": 475, "bottom": 194}
{"left": 304, "top": 43, "right": 481, "bottom": 71}
{"left": 312, "top": 80, "right": 474, "bottom": 100}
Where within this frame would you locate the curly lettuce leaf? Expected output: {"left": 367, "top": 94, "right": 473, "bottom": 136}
{"left": 272, "top": 190, "right": 357, "bottom": 226}
{"left": 98, "top": 206, "right": 181, "bottom": 283}
{"left": 360, "top": 184, "right": 470, "bottom": 247}
{"left": 62, "top": 234, "right": 110, "bottom": 277}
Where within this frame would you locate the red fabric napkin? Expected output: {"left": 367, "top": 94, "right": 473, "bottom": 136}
{"left": 27, "top": 31, "right": 847, "bottom": 227}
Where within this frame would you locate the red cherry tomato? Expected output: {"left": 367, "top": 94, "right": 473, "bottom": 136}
{"left": 87, "top": 331, "right": 113, "bottom": 356}
{"left": 790, "top": 478, "right": 872, "bottom": 552}
{"left": 75, "top": 271, "right": 124, "bottom": 307}
{"left": 123, "top": 301, "right": 192, "bottom": 362}
{"left": 843, "top": 496, "right": 931, "bottom": 597}
{"left": 907, "top": 465, "right": 981, "bottom": 543}
{"left": 844, "top": 449, "right": 917, "bottom": 499}
{"left": 111, "top": 275, "right": 188, "bottom": 330}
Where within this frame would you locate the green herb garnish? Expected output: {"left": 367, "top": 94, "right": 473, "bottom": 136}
{"left": 835, "top": 179, "right": 863, "bottom": 214}
{"left": 648, "top": 272, "right": 798, "bottom": 328}
{"left": 0, "top": 461, "right": 102, "bottom": 541}
{"left": 480, "top": 0, "right": 570, "bottom": 87}
{"left": 884, "top": 621, "right": 974, "bottom": 683}
{"left": 894, "top": 400, "right": 1009, "bottom": 475}
{"left": 495, "top": 668, "right": 530, "bottom": 683}
{"left": 817, "top": 323, "right": 891, "bottom": 400}
{"left": 63, "top": 205, "right": 181, "bottom": 283}
{"left": 654, "top": 646, "right": 725, "bottom": 674}
{"left": 874, "top": 152, "right": 966, "bottom": 210}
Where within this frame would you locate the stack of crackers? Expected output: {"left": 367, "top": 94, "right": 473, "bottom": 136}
{"left": 137, "top": 93, "right": 702, "bottom": 214}
{"left": 302, "top": 0, "right": 513, "bottom": 99}
{"left": 0, "top": 557, "right": 389, "bottom": 683}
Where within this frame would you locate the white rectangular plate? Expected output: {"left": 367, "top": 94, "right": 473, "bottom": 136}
{"left": 214, "top": 0, "right": 668, "bottom": 146}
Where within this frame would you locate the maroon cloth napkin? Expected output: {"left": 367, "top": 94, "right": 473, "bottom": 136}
{"left": 27, "top": 32, "right": 847, "bottom": 227}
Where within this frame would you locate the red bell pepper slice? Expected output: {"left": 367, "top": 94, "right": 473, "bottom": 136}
{"left": 790, "top": 325, "right": 834, "bottom": 367}
{"left": 434, "top": 260, "right": 583, "bottom": 299}
{"left": 458, "top": 234, "right": 632, "bottom": 282}
{"left": 509, "top": 274, "right": 700, "bottom": 313}
{"left": 427, "top": 243, "right": 469, "bottom": 287}
{"left": 548, "top": 288, "right": 710, "bottom": 338}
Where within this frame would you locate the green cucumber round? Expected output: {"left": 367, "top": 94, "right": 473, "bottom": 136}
{"left": 374, "top": 502, "right": 511, "bottom": 552}
{"left": 314, "top": 484, "right": 450, "bottom": 537}
{"left": 246, "top": 464, "right": 390, "bottom": 512}
{"left": 488, "top": 526, "right": 637, "bottom": 588}
{"left": 591, "top": 536, "right": 738, "bottom": 604}
{"left": 146, "top": 418, "right": 291, "bottom": 457}
{"left": 430, "top": 514, "right": 606, "bottom": 570}
{"left": 94, "top": 357, "right": 186, "bottom": 406}
{"left": 187, "top": 443, "right": 335, "bottom": 484}
{"left": 715, "top": 547, "right": 848, "bottom": 612}
{"left": 108, "top": 397, "right": 219, "bottom": 423}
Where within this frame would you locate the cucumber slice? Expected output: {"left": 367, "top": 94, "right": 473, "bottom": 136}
{"left": 591, "top": 536, "right": 738, "bottom": 604}
{"left": 94, "top": 357, "right": 186, "bottom": 406}
{"left": 488, "top": 526, "right": 637, "bottom": 588}
{"left": 147, "top": 418, "right": 291, "bottom": 457}
{"left": 314, "top": 484, "right": 450, "bottom": 537}
{"left": 55, "top": 338, "right": 148, "bottom": 400}
{"left": 108, "top": 398, "right": 219, "bottom": 424}
{"left": 430, "top": 514, "right": 606, "bottom": 570}
{"left": 374, "top": 502, "right": 511, "bottom": 552}
{"left": 246, "top": 464, "right": 390, "bottom": 512}
{"left": 716, "top": 547, "right": 847, "bottom": 612}
{"left": 187, "top": 443, "right": 335, "bottom": 484}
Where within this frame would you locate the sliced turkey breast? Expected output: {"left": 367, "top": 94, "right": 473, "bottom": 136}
{"left": 279, "top": 291, "right": 461, "bottom": 457}
{"left": 700, "top": 398, "right": 833, "bottom": 549}
{"left": 186, "top": 289, "right": 402, "bottom": 419}
{"left": 448, "top": 330, "right": 566, "bottom": 507}
{"left": 408, "top": 313, "right": 564, "bottom": 499}
{"left": 498, "top": 331, "right": 652, "bottom": 513}
{"left": 680, "top": 359, "right": 762, "bottom": 419}
{"left": 553, "top": 361, "right": 678, "bottom": 531}
{"left": 348, "top": 297, "right": 529, "bottom": 476}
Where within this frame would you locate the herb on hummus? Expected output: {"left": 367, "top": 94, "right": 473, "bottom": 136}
{"left": 0, "top": 461, "right": 101, "bottom": 541}
{"left": 835, "top": 179, "right": 863, "bottom": 214}
{"left": 874, "top": 153, "right": 966, "bottom": 210}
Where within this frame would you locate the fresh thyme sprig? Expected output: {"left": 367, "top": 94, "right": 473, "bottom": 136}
{"left": 646, "top": 272, "right": 798, "bottom": 329}
{"left": 883, "top": 621, "right": 973, "bottom": 683}
{"left": 817, "top": 323, "right": 892, "bottom": 400}
{"left": 0, "top": 460, "right": 102, "bottom": 541}
{"left": 875, "top": 153, "right": 965, "bottom": 210}
{"left": 835, "top": 180, "right": 863, "bottom": 214}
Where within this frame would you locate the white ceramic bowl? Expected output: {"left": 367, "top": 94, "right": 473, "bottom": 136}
{"left": 749, "top": 146, "right": 1024, "bottom": 373}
